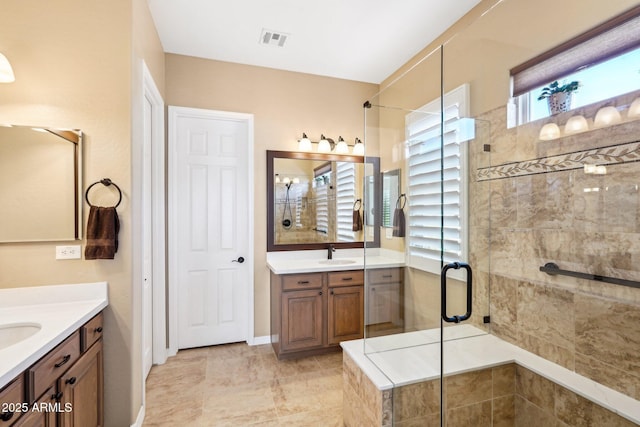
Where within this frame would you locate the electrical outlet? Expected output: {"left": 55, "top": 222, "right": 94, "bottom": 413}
{"left": 56, "top": 245, "right": 82, "bottom": 260}
{"left": 385, "top": 228, "right": 393, "bottom": 239}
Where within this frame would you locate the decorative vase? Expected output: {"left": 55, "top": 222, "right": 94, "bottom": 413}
{"left": 547, "top": 92, "right": 572, "bottom": 114}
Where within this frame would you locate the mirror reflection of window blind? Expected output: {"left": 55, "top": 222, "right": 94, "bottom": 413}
{"left": 406, "top": 84, "right": 470, "bottom": 275}
{"left": 315, "top": 181, "right": 329, "bottom": 236}
{"left": 336, "top": 162, "right": 356, "bottom": 242}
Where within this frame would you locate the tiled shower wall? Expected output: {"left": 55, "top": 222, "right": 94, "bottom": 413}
{"left": 471, "top": 91, "right": 640, "bottom": 401}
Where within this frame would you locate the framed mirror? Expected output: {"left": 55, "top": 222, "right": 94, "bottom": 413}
{"left": 267, "top": 150, "right": 380, "bottom": 251}
{"left": 0, "top": 125, "right": 82, "bottom": 242}
{"left": 381, "top": 169, "right": 400, "bottom": 228}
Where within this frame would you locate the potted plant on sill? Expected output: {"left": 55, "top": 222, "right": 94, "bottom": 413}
{"left": 537, "top": 80, "right": 580, "bottom": 114}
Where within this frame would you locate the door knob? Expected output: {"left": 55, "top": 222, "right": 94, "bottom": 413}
{"left": 232, "top": 257, "right": 245, "bottom": 263}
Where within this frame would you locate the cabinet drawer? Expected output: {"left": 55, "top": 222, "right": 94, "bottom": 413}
{"left": 282, "top": 273, "right": 323, "bottom": 291}
{"left": 0, "top": 376, "right": 25, "bottom": 426}
{"left": 328, "top": 270, "right": 364, "bottom": 287}
{"left": 368, "top": 268, "right": 402, "bottom": 284}
{"left": 81, "top": 312, "right": 104, "bottom": 351}
{"left": 28, "top": 330, "right": 80, "bottom": 402}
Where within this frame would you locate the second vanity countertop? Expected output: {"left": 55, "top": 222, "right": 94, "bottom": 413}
{"left": 267, "top": 248, "right": 405, "bottom": 275}
{"left": 0, "top": 282, "right": 108, "bottom": 389}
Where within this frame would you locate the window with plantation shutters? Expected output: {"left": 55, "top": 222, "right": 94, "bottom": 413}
{"left": 335, "top": 161, "right": 357, "bottom": 242}
{"left": 405, "top": 84, "right": 471, "bottom": 275}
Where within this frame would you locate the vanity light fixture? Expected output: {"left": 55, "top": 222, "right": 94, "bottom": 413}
{"left": 593, "top": 106, "right": 621, "bottom": 128}
{"left": 539, "top": 123, "right": 561, "bottom": 140}
{"left": 0, "top": 52, "right": 15, "bottom": 83}
{"left": 296, "top": 133, "right": 364, "bottom": 155}
{"left": 564, "top": 115, "right": 589, "bottom": 135}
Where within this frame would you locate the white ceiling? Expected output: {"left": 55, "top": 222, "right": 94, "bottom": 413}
{"left": 148, "top": 0, "right": 481, "bottom": 84}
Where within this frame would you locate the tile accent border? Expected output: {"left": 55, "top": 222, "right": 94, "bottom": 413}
{"left": 476, "top": 140, "right": 640, "bottom": 181}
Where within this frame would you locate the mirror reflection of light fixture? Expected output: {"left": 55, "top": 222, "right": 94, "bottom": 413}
{"left": 334, "top": 136, "right": 349, "bottom": 154}
{"left": 298, "top": 133, "right": 312, "bottom": 151}
{"left": 317, "top": 134, "right": 332, "bottom": 153}
{"left": 274, "top": 174, "right": 300, "bottom": 185}
{"left": 628, "top": 98, "right": 640, "bottom": 118}
{"left": 0, "top": 52, "right": 15, "bottom": 83}
{"left": 594, "top": 106, "right": 621, "bottom": 128}
{"left": 352, "top": 138, "right": 364, "bottom": 155}
{"left": 564, "top": 115, "right": 588, "bottom": 135}
{"left": 539, "top": 123, "right": 561, "bottom": 140}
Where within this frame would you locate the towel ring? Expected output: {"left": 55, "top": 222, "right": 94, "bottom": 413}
{"left": 353, "top": 199, "right": 362, "bottom": 211}
{"left": 396, "top": 194, "right": 407, "bottom": 210}
{"left": 85, "top": 178, "right": 122, "bottom": 208}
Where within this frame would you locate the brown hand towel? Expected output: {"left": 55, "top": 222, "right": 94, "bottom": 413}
{"left": 352, "top": 209, "right": 362, "bottom": 231}
{"left": 392, "top": 208, "right": 405, "bottom": 237}
{"left": 85, "top": 206, "right": 120, "bottom": 259}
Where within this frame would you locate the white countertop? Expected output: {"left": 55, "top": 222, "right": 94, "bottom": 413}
{"left": 0, "top": 282, "right": 108, "bottom": 389}
{"left": 266, "top": 248, "right": 405, "bottom": 274}
{"left": 341, "top": 325, "right": 640, "bottom": 425}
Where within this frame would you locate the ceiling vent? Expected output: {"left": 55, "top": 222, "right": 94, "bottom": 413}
{"left": 260, "top": 29, "right": 289, "bottom": 47}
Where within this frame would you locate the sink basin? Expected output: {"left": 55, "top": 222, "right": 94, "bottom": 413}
{"left": 0, "top": 323, "right": 41, "bottom": 351}
{"left": 318, "top": 259, "right": 357, "bottom": 265}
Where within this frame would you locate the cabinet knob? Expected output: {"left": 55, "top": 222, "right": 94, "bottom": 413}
{"left": 330, "top": 290, "right": 334, "bottom": 295}
{"left": 54, "top": 354, "right": 71, "bottom": 368}
{"left": 65, "top": 377, "right": 77, "bottom": 385}
{"left": 53, "top": 391, "right": 63, "bottom": 400}
{"left": 0, "top": 412, "right": 13, "bottom": 422}
{"left": 95, "top": 326, "right": 103, "bottom": 333}
{"left": 319, "top": 291, "right": 323, "bottom": 295}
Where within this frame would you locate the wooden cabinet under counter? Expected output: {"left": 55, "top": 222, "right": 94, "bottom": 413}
{"left": 271, "top": 270, "right": 364, "bottom": 359}
{"left": 366, "top": 267, "right": 404, "bottom": 337}
{"left": 0, "top": 312, "right": 104, "bottom": 427}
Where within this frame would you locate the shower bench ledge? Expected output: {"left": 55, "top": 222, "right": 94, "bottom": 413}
{"left": 341, "top": 325, "right": 640, "bottom": 425}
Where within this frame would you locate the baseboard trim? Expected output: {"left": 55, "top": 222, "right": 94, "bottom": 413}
{"left": 249, "top": 335, "right": 271, "bottom": 346}
{"left": 131, "top": 404, "right": 145, "bottom": 427}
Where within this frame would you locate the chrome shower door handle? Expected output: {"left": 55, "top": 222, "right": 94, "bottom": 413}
{"left": 441, "top": 261, "right": 473, "bottom": 323}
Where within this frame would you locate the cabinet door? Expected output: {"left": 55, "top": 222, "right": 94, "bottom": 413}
{"left": 328, "top": 286, "right": 364, "bottom": 345}
{"left": 58, "top": 340, "right": 103, "bottom": 427}
{"left": 0, "top": 376, "right": 25, "bottom": 426}
{"left": 13, "top": 387, "right": 57, "bottom": 427}
{"left": 281, "top": 290, "right": 324, "bottom": 351}
{"left": 367, "top": 282, "right": 401, "bottom": 326}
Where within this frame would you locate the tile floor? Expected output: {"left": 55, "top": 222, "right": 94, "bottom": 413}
{"left": 143, "top": 343, "right": 344, "bottom": 426}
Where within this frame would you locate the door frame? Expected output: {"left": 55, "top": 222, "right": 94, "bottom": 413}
{"left": 167, "top": 106, "right": 255, "bottom": 356}
{"left": 142, "top": 63, "right": 167, "bottom": 366}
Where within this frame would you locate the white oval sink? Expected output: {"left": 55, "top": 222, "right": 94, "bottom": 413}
{"left": 0, "top": 322, "right": 41, "bottom": 351}
{"left": 318, "top": 259, "right": 357, "bottom": 265}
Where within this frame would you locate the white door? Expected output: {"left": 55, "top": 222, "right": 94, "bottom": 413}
{"left": 172, "top": 108, "right": 251, "bottom": 349}
{"left": 142, "top": 92, "right": 153, "bottom": 378}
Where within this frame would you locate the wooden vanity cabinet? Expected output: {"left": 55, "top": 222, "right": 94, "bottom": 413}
{"left": 1, "top": 312, "right": 104, "bottom": 427}
{"left": 0, "top": 376, "right": 25, "bottom": 426}
{"left": 271, "top": 270, "right": 364, "bottom": 359}
{"left": 366, "top": 268, "right": 404, "bottom": 337}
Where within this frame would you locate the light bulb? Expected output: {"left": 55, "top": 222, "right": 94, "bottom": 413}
{"left": 335, "top": 136, "right": 349, "bottom": 154}
{"left": 352, "top": 138, "right": 364, "bottom": 155}
{"left": 564, "top": 115, "right": 588, "bottom": 135}
{"left": 318, "top": 134, "right": 331, "bottom": 153}
{"left": 298, "top": 133, "right": 312, "bottom": 151}
{"left": 628, "top": 98, "right": 640, "bottom": 118}
{"left": 0, "top": 53, "right": 15, "bottom": 83}
{"left": 594, "top": 106, "right": 621, "bottom": 128}
{"left": 539, "top": 123, "right": 561, "bottom": 140}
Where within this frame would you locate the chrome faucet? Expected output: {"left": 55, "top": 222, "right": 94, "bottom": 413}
{"left": 328, "top": 244, "right": 335, "bottom": 260}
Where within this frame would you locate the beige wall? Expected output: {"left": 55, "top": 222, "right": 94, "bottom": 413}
{"left": 0, "top": 0, "right": 164, "bottom": 425}
{"left": 165, "top": 54, "right": 377, "bottom": 337}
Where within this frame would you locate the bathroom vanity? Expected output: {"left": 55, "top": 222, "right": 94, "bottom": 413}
{"left": 0, "top": 283, "right": 107, "bottom": 426}
{"left": 267, "top": 249, "right": 404, "bottom": 359}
